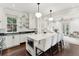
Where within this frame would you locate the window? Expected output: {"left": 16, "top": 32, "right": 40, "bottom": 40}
{"left": 7, "top": 15, "right": 17, "bottom": 32}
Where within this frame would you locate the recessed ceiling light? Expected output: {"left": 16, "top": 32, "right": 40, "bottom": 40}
{"left": 12, "top": 4, "right": 15, "bottom": 8}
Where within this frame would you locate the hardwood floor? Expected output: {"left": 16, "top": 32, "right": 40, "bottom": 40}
{"left": 1, "top": 43, "right": 79, "bottom": 56}
{"left": 1, "top": 43, "right": 30, "bottom": 56}
{"left": 55, "top": 44, "right": 79, "bottom": 56}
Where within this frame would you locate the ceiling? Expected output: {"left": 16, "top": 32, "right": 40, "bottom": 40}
{"left": 0, "top": 3, "right": 79, "bottom": 15}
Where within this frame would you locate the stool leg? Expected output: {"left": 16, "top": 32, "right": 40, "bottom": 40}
{"left": 1, "top": 49, "right": 2, "bottom": 56}
{"left": 59, "top": 40, "right": 64, "bottom": 52}
{"left": 60, "top": 41, "right": 62, "bottom": 52}
{"left": 0, "top": 49, "right": 2, "bottom": 56}
{"left": 50, "top": 47, "right": 52, "bottom": 56}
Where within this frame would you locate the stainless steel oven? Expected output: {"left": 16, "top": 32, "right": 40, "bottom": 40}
{"left": 27, "top": 38, "right": 34, "bottom": 48}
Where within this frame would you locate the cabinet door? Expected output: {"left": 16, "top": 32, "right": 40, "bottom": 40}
{"left": 29, "top": 14, "right": 36, "bottom": 29}
{"left": 2, "top": 36, "right": 7, "bottom": 49}
{"left": 21, "top": 34, "right": 25, "bottom": 43}
{"left": 20, "top": 34, "right": 27, "bottom": 43}
{"left": 0, "top": 19, "right": 2, "bottom": 29}
{"left": 4, "top": 35, "right": 20, "bottom": 49}
{"left": 17, "top": 13, "right": 29, "bottom": 32}
{"left": 0, "top": 8, "right": 6, "bottom": 29}
{"left": 13, "top": 35, "right": 20, "bottom": 46}
{"left": 5, "top": 36, "right": 13, "bottom": 48}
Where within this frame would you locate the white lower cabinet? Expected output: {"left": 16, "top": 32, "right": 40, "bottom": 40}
{"left": 3, "top": 36, "right": 13, "bottom": 49}
{"left": 3, "top": 36, "right": 7, "bottom": 49}
{"left": 3, "top": 35, "right": 20, "bottom": 49}
{"left": 12, "top": 35, "right": 20, "bottom": 46}
{"left": 6, "top": 36, "right": 14, "bottom": 48}
{"left": 3, "top": 34, "right": 28, "bottom": 49}
{"left": 20, "top": 34, "right": 27, "bottom": 43}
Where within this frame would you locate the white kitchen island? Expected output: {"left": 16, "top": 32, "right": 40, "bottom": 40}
{"left": 26, "top": 32, "right": 62, "bottom": 56}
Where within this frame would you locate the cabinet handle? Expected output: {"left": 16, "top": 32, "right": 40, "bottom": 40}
{"left": 12, "top": 36, "right": 15, "bottom": 39}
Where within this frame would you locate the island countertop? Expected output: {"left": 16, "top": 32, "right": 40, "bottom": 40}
{"left": 27, "top": 32, "right": 56, "bottom": 41}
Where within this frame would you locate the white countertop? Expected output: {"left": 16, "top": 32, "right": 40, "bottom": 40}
{"left": 5, "top": 29, "right": 35, "bottom": 33}
{"left": 27, "top": 32, "right": 56, "bottom": 41}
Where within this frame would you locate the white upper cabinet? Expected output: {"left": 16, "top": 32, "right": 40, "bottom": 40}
{"left": 0, "top": 8, "right": 36, "bottom": 33}
{"left": 0, "top": 8, "right": 7, "bottom": 33}
{"left": 17, "top": 12, "right": 29, "bottom": 32}
{"left": 29, "top": 14, "right": 36, "bottom": 29}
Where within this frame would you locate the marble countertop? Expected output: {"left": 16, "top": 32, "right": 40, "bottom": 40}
{"left": 27, "top": 32, "right": 56, "bottom": 41}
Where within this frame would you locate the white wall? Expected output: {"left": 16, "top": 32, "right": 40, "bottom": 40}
{"left": 69, "top": 18, "right": 79, "bottom": 34}
{"left": 52, "top": 7, "right": 79, "bottom": 34}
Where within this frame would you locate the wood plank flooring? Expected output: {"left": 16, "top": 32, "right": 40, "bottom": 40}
{"left": 55, "top": 44, "right": 79, "bottom": 56}
{"left": 1, "top": 43, "right": 30, "bottom": 56}
{"left": 1, "top": 43, "right": 79, "bottom": 56}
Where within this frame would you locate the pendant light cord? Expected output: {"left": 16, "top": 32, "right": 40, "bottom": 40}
{"left": 37, "top": 3, "right": 40, "bottom": 12}
{"left": 50, "top": 10, "right": 52, "bottom": 17}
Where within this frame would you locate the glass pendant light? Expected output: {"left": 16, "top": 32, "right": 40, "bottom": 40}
{"left": 35, "top": 3, "right": 42, "bottom": 18}
{"left": 49, "top": 10, "right": 53, "bottom": 21}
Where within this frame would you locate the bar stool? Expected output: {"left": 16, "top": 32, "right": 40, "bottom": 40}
{"left": 51, "top": 33, "right": 59, "bottom": 55}
{"left": 57, "top": 32, "right": 64, "bottom": 52}
{"left": 50, "top": 32, "right": 64, "bottom": 55}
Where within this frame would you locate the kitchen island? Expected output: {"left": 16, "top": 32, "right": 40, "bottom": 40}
{"left": 26, "top": 32, "right": 62, "bottom": 56}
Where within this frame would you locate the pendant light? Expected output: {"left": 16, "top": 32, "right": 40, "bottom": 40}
{"left": 35, "top": 3, "right": 42, "bottom": 18}
{"left": 49, "top": 10, "right": 53, "bottom": 21}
